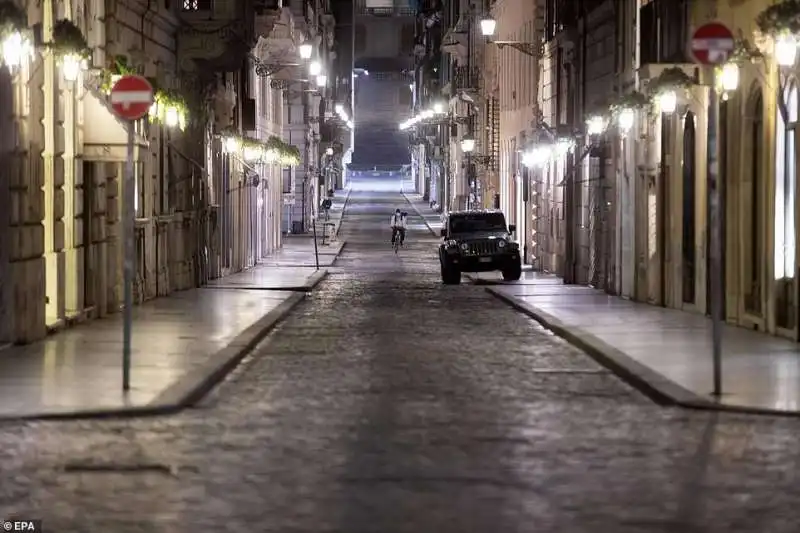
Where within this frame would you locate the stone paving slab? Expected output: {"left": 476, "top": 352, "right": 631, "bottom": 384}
{"left": 0, "top": 289, "right": 306, "bottom": 419}
{"left": 486, "top": 271, "right": 800, "bottom": 415}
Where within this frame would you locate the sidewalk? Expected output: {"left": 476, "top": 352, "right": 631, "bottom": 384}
{"left": 483, "top": 271, "right": 800, "bottom": 415}
{"left": 0, "top": 202, "right": 349, "bottom": 420}
{"left": 400, "top": 178, "right": 442, "bottom": 235}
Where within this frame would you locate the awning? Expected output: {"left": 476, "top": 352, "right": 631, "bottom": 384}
{"left": 82, "top": 90, "right": 148, "bottom": 162}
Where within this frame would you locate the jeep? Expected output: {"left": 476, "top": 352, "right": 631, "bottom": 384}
{"left": 438, "top": 210, "right": 522, "bottom": 284}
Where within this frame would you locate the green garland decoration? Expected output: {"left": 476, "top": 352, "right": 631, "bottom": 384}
{"left": 728, "top": 37, "right": 764, "bottom": 64}
{"left": 99, "top": 55, "right": 137, "bottom": 94}
{"left": 150, "top": 88, "right": 189, "bottom": 130}
{"left": 646, "top": 67, "right": 694, "bottom": 99}
{"left": 609, "top": 91, "right": 649, "bottom": 114}
{"left": 756, "top": 0, "right": 800, "bottom": 36}
{"left": 51, "top": 19, "right": 90, "bottom": 60}
{"left": 0, "top": 2, "right": 27, "bottom": 37}
{"left": 219, "top": 132, "right": 300, "bottom": 166}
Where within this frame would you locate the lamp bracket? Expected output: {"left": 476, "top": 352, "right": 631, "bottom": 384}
{"left": 492, "top": 41, "right": 539, "bottom": 57}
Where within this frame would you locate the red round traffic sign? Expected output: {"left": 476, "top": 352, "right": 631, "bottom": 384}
{"left": 110, "top": 75, "right": 154, "bottom": 121}
{"left": 690, "top": 22, "right": 735, "bottom": 65}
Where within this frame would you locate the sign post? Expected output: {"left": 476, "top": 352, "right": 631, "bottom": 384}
{"left": 109, "top": 75, "right": 154, "bottom": 391}
{"left": 690, "top": 22, "right": 735, "bottom": 397}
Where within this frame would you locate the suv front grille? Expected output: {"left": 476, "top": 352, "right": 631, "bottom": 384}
{"left": 465, "top": 240, "right": 500, "bottom": 256}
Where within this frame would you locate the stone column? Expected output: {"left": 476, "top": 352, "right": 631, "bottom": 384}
{"left": 42, "top": 1, "right": 65, "bottom": 326}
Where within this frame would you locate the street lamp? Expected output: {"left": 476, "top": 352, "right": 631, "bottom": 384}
{"left": 586, "top": 115, "right": 607, "bottom": 136}
{"left": 433, "top": 101, "right": 444, "bottom": 114}
{"left": 223, "top": 136, "right": 239, "bottom": 154}
{"left": 315, "top": 74, "right": 327, "bottom": 87}
{"left": 657, "top": 90, "right": 677, "bottom": 114}
{"left": 165, "top": 106, "right": 180, "bottom": 128}
{"left": 480, "top": 17, "right": 497, "bottom": 37}
{"left": 309, "top": 60, "right": 322, "bottom": 76}
{"left": 720, "top": 62, "right": 740, "bottom": 92}
{"left": 617, "top": 108, "right": 635, "bottom": 134}
{"left": 775, "top": 33, "right": 798, "bottom": 67}
{"left": 298, "top": 43, "right": 313, "bottom": 60}
{"left": 61, "top": 53, "right": 86, "bottom": 82}
{"left": 1, "top": 30, "right": 33, "bottom": 69}
{"left": 461, "top": 136, "right": 475, "bottom": 152}
{"left": 326, "top": 147, "right": 334, "bottom": 156}
{"left": 522, "top": 145, "right": 551, "bottom": 168}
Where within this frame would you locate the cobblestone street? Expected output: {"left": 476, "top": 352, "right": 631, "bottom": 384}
{"left": 1, "top": 181, "right": 800, "bottom": 532}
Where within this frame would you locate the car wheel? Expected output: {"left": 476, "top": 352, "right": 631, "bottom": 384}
{"left": 442, "top": 264, "right": 461, "bottom": 285}
{"left": 502, "top": 263, "right": 522, "bottom": 281}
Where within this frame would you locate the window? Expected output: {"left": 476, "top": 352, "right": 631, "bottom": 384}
{"left": 400, "top": 22, "right": 414, "bottom": 51}
{"left": 745, "top": 90, "right": 763, "bottom": 314}
{"left": 182, "top": 0, "right": 211, "bottom": 10}
{"left": 355, "top": 24, "right": 367, "bottom": 55}
{"left": 682, "top": 112, "right": 696, "bottom": 304}
{"left": 283, "top": 167, "right": 292, "bottom": 194}
{"left": 775, "top": 83, "right": 797, "bottom": 281}
{"left": 398, "top": 86, "right": 411, "bottom": 107}
{"left": 774, "top": 83, "right": 797, "bottom": 328}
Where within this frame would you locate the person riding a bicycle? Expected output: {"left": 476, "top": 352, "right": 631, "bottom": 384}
{"left": 390, "top": 209, "right": 407, "bottom": 246}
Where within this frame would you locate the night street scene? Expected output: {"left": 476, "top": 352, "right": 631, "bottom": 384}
{"left": 1, "top": 0, "right": 800, "bottom": 532}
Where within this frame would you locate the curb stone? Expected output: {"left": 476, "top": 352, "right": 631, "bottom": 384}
{"left": 0, "top": 292, "right": 307, "bottom": 422}
{"left": 334, "top": 186, "right": 353, "bottom": 240}
{"left": 401, "top": 189, "right": 437, "bottom": 236}
{"left": 486, "top": 287, "right": 800, "bottom": 418}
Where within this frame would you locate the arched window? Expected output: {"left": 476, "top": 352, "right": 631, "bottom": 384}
{"left": 682, "top": 112, "right": 696, "bottom": 304}
{"left": 774, "top": 83, "right": 798, "bottom": 328}
{"left": 775, "top": 83, "right": 797, "bottom": 281}
{"left": 745, "top": 90, "right": 764, "bottom": 314}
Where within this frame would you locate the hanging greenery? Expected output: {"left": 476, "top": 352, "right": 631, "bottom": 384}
{"left": 266, "top": 135, "right": 301, "bottom": 166}
{"left": 728, "top": 37, "right": 765, "bottom": 64}
{"left": 149, "top": 88, "right": 189, "bottom": 131}
{"left": 756, "top": 0, "right": 800, "bottom": 36}
{"left": 50, "top": 19, "right": 90, "bottom": 59}
{"left": 0, "top": 2, "right": 27, "bottom": 37}
{"left": 99, "top": 55, "right": 138, "bottom": 94}
{"left": 646, "top": 67, "right": 694, "bottom": 98}
{"left": 608, "top": 91, "right": 649, "bottom": 114}
{"left": 219, "top": 132, "right": 300, "bottom": 166}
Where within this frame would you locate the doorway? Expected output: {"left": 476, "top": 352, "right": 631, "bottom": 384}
{"left": 682, "top": 112, "right": 697, "bottom": 305}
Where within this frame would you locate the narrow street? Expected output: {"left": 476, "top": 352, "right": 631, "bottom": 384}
{"left": 1, "top": 177, "right": 800, "bottom": 532}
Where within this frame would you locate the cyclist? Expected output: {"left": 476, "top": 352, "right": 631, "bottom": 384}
{"left": 389, "top": 209, "right": 407, "bottom": 247}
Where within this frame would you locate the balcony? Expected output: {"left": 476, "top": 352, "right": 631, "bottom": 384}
{"left": 453, "top": 66, "right": 479, "bottom": 92}
{"left": 178, "top": 0, "right": 253, "bottom": 71}
{"left": 254, "top": 0, "right": 284, "bottom": 37}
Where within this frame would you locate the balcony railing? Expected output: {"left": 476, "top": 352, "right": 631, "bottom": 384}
{"left": 453, "top": 66, "right": 479, "bottom": 91}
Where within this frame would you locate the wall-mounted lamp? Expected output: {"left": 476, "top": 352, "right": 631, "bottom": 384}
{"left": 298, "top": 43, "right": 313, "bottom": 60}
{"left": 480, "top": 18, "right": 497, "bottom": 37}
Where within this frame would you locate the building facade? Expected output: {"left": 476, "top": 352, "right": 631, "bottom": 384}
{"left": 0, "top": 0, "right": 333, "bottom": 344}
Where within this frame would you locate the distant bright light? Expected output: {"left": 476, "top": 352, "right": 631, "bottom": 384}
{"left": 316, "top": 74, "right": 327, "bottom": 87}
{"left": 617, "top": 108, "right": 635, "bottom": 133}
{"left": 433, "top": 102, "right": 444, "bottom": 114}
{"left": 309, "top": 61, "right": 322, "bottom": 76}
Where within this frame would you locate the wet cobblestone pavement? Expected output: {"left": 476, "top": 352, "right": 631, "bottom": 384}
{"left": 1, "top": 183, "right": 800, "bottom": 532}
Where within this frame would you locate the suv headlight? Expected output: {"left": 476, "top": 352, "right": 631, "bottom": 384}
{"left": 498, "top": 239, "right": 506, "bottom": 248}
{"left": 446, "top": 239, "right": 458, "bottom": 247}
{"left": 460, "top": 243, "right": 469, "bottom": 251}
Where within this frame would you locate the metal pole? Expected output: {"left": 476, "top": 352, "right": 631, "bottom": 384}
{"left": 122, "top": 122, "right": 135, "bottom": 391}
{"left": 707, "top": 70, "right": 723, "bottom": 396}
{"left": 312, "top": 213, "right": 320, "bottom": 270}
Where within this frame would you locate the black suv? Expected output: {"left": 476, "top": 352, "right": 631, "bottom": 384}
{"left": 438, "top": 210, "right": 522, "bottom": 284}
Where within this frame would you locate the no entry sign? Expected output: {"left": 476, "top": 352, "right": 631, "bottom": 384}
{"left": 690, "top": 22, "right": 735, "bottom": 65}
{"left": 110, "top": 75, "right": 154, "bottom": 121}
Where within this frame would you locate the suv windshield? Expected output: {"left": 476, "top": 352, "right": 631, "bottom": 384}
{"left": 449, "top": 213, "right": 507, "bottom": 234}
